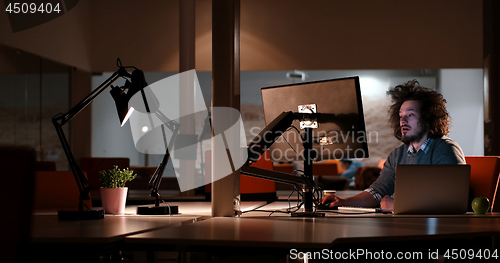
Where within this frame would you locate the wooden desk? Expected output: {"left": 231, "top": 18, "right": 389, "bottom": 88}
{"left": 125, "top": 208, "right": 500, "bottom": 261}
{"left": 29, "top": 214, "right": 197, "bottom": 262}
{"left": 126, "top": 216, "right": 500, "bottom": 248}
{"left": 30, "top": 199, "right": 500, "bottom": 262}
{"left": 242, "top": 200, "right": 500, "bottom": 218}
{"left": 29, "top": 201, "right": 266, "bottom": 262}
{"left": 30, "top": 214, "right": 196, "bottom": 244}
{"left": 30, "top": 201, "right": 267, "bottom": 242}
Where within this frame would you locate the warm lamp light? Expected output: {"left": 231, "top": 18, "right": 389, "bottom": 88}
{"left": 121, "top": 108, "right": 135, "bottom": 127}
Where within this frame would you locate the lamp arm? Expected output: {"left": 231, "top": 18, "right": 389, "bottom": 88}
{"left": 52, "top": 120, "right": 89, "bottom": 201}
{"left": 55, "top": 68, "right": 129, "bottom": 127}
{"left": 155, "top": 110, "right": 180, "bottom": 132}
{"left": 147, "top": 113, "right": 180, "bottom": 205}
{"left": 51, "top": 67, "right": 131, "bottom": 205}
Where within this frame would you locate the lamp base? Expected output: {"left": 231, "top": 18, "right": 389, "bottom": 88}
{"left": 57, "top": 209, "right": 105, "bottom": 220}
{"left": 137, "top": 205, "right": 179, "bottom": 215}
{"left": 291, "top": 211, "right": 325, "bottom": 217}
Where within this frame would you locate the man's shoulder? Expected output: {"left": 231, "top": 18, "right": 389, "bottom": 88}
{"left": 430, "top": 136, "right": 466, "bottom": 163}
{"left": 430, "top": 136, "right": 461, "bottom": 149}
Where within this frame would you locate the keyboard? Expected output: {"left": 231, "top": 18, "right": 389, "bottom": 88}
{"left": 338, "top": 206, "right": 392, "bottom": 213}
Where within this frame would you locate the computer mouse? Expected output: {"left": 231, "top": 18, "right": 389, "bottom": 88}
{"left": 315, "top": 203, "right": 338, "bottom": 210}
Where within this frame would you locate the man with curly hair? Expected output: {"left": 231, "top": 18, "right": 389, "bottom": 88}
{"left": 321, "top": 80, "right": 465, "bottom": 210}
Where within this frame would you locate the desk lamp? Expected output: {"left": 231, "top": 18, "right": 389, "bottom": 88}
{"left": 111, "top": 69, "right": 180, "bottom": 215}
{"left": 134, "top": 113, "right": 180, "bottom": 215}
{"left": 52, "top": 59, "right": 145, "bottom": 220}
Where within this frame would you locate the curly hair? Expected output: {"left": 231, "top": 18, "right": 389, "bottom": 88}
{"left": 387, "top": 80, "right": 450, "bottom": 141}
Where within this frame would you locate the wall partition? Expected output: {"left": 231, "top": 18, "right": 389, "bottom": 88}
{"left": 0, "top": 44, "right": 71, "bottom": 170}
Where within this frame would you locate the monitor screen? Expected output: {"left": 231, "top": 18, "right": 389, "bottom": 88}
{"left": 260, "top": 76, "right": 369, "bottom": 162}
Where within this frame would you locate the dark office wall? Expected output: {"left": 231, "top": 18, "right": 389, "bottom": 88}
{"left": 483, "top": 0, "right": 500, "bottom": 156}
{"left": 0, "top": 46, "right": 71, "bottom": 169}
{"left": 0, "top": 0, "right": 483, "bottom": 72}
{"left": 239, "top": 0, "right": 482, "bottom": 71}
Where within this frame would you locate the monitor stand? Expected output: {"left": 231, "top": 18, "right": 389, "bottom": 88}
{"left": 290, "top": 127, "right": 325, "bottom": 217}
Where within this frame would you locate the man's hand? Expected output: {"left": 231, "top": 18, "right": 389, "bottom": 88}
{"left": 380, "top": 195, "right": 394, "bottom": 210}
{"left": 321, "top": 191, "right": 380, "bottom": 208}
{"left": 321, "top": 195, "right": 346, "bottom": 208}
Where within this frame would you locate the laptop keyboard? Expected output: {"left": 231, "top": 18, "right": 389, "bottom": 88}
{"left": 338, "top": 206, "right": 392, "bottom": 213}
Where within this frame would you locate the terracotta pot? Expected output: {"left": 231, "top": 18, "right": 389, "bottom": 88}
{"left": 100, "top": 187, "right": 128, "bottom": 214}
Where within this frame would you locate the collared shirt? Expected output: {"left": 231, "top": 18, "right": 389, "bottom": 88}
{"left": 365, "top": 187, "right": 383, "bottom": 203}
{"left": 407, "top": 137, "right": 433, "bottom": 155}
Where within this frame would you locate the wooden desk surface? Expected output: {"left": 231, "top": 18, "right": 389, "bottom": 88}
{"left": 124, "top": 196, "right": 500, "bottom": 252}
{"left": 30, "top": 201, "right": 266, "bottom": 244}
{"left": 125, "top": 216, "right": 500, "bottom": 250}
{"left": 30, "top": 215, "right": 196, "bottom": 244}
{"left": 28, "top": 199, "right": 500, "bottom": 261}
{"left": 242, "top": 200, "right": 500, "bottom": 218}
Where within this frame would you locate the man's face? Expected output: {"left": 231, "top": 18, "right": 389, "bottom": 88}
{"left": 399, "top": 100, "right": 427, "bottom": 144}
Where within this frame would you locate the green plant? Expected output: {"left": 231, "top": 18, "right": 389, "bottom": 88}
{"left": 99, "top": 165, "right": 137, "bottom": 188}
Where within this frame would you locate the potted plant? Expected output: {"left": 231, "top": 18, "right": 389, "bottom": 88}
{"left": 99, "top": 165, "right": 137, "bottom": 214}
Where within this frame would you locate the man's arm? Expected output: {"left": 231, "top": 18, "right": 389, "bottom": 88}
{"left": 368, "top": 152, "right": 397, "bottom": 198}
{"left": 321, "top": 191, "right": 379, "bottom": 208}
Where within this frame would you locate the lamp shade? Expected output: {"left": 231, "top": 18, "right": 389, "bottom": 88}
{"left": 110, "top": 82, "right": 133, "bottom": 126}
{"left": 110, "top": 69, "right": 149, "bottom": 126}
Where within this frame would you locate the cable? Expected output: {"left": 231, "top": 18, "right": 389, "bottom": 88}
{"left": 158, "top": 192, "right": 173, "bottom": 216}
{"left": 83, "top": 202, "right": 90, "bottom": 211}
{"left": 116, "top": 58, "right": 139, "bottom": 71}
{"left": 279, "top": 125, "right": 304, "bottom": 159}
{"left": 287, "top": 125, "right": 304, "bottom": 141}
{"left": 240, "top": 208, "right": 300, "bottom": 217}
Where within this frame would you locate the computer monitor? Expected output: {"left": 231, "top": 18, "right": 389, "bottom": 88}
{"left": 260, "top": 76, "right": 369, "bottom": 162}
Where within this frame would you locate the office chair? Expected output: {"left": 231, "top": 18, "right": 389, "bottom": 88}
{"left": 34, "top": 171, "right": 92, "bottom": 209}
{"left": 240, "top": 150, "right": 277, "bottom": 202}
{"left": 353, "top": 166, "right": 382, "bottom": 190}
{"left": 35, "top": 161, "right": 57, "bottom": 171}
{"left": 377, "top": 159, "right": 386, "bottom": 169}
{"left": 465, "top": 156, "right": 500, "bottom": 212}
{"left": 204, "top": 150, "right": 277, "bottom": 202}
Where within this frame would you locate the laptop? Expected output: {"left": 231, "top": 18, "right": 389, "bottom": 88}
{"left": 392, "top": 164, "right": 471, "bottom": 215}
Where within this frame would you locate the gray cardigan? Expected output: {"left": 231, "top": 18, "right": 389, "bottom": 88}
{"left": 369, "top": 136, "right": 465, "bottom": 199}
